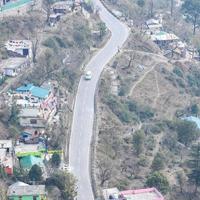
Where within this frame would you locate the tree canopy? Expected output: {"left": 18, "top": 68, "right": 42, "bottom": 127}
{"left": 146, "top": 171, "right": 169, "bottom": 194}
{"left": 28, "top": 164, "right": 43, "bottom": 182}
{"left": 176, "top": 120, "right": 200, "bottom": 146}
{"left": 51, "top": 153, "right": 61, "bottom": 168}
{"left": 46, "top": 172, "right": 77, "bottom": 200}
{"left": 182, "top": 0, "right": 200, "bottom": 35}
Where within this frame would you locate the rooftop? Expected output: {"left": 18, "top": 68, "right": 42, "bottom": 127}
{"left": 0, "top": 57, "right": 27, "bottom": 70}
{"left": 151, "top": 31, "right": 179, "bottom": 41}
{"left": 15, "top": 143, "right": 45, "bottom": 155}
{"left": 19, "top": 108, "right": 40, "bottom": 118}
{"left": 0, "top": 140, "right": 12, "bottom": 148}
{"left": 146, "top": 18, "right": 161, "bottom": 26}
{"left": 121, "top": 188, "right": 164, "bottom": 200}
{"left": 103, "top": 188, "right": 164, "bottom": 200}
{"left": 5, "top": 40, "right": 32, "bottom": 50}
{"left": 20, "top": 155, "right": 44, "bottom": 170}
{"left": 16, "top": 84, "right": 50, "bottom": 99}
{"left": 7, "top": 182, "right": 46, "bottom": 196}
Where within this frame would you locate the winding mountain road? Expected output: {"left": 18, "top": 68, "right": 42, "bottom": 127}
{"left": 68, "top": 1, "right": 129, "bottom": 199}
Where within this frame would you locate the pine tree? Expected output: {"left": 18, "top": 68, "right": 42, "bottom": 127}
{"left": 188, "top": 143, "right": 200, "bottom": 193}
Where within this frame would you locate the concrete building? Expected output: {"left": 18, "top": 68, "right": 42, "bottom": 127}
{"left": 52, "top": 1, "right": 72, "bottom": 14}
{"left": 5, "top": 40, "right": 32, "bottom": 58}
{"left": 103, "top": 187, "right": 164, "bottom": 200}
{"left": 7, "top": 182, "right": 47, "bottom": 200}
{"left": 2, "top": 57, "right": 30, "bottom": 77}
{"left": 0, "top": 140, "right": 13, "bottom": 175}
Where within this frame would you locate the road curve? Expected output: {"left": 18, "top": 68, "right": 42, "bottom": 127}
{"left": 68, "top": 1, "right": 129, "bottom": 199}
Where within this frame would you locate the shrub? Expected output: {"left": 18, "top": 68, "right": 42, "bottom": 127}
{"left": 173, "top": 66, "right": 183, "bottom": 78}
{"left": 43, "top": 37, "right": 57, "bottom": 49}
{"left": 151, "top": 152, "right": 165, "bottom": 171}
{"left": 146, "top": 172, "right": 169, "bottom": 194}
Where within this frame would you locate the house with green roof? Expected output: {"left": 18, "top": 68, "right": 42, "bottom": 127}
{"left": 7, "top": 182, "right": 47, "bottom": 200}
{"left": 20, "top": 155, "right": 44, "bottom": 170}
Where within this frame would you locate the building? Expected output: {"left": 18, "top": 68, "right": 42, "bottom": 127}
{"left": 103, "top": 187, "right": 164, "bottom": 200}
{"left": 52, "top": 1, "right": 72, "bottom": 14}
{"left": 2, "top": 57, "right": 30, "bottom": 77}
{"left": 15, "top": 83, "right": 57, "bottom": 121}
{"left": 145, "top": 18, "right": 162, "bottom": 33}
{"left": 5, "top": 40, "right": 32, "bottom": 58}
{"left": 7, "top": 182, "right": 47, "bottom": 200}
{"left": 16, "top": 84, "right": 51, "bottom": 101}
{"left": 49, "top": 13, "right": 61, "bottom": 26}
{"left": 150, "top": 31, "right": 179, "bottom": 47}
{"left": 0, "top": 140, "right": 13, "bottom": 175}
{"left": 18, "top": 108, "right": 46, "bottom": 128}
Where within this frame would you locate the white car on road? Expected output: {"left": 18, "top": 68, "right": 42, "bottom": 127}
{"left": 84, "top": 71, "right": 92, "bottom": 80}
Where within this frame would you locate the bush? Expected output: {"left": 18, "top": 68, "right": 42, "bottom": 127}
{"left": 43, "top": 37, "right": 57, "bottom": 49}
{"left": 173, "top": 66, "right": 183, "bottom": 78}
{"left": 146, "top": 172, "right": 169, "bottom": 194}
{"left": 151, "top": 152, "right": 165, "bottom": 171}
{"left": 73, "top": 25, "right": 91, "bottom": 48}
{"left": 54, "top": 36, "right": 68, "bottom": 48}
{"left": 106, "top": 96, "right": 132, "bottom": 123}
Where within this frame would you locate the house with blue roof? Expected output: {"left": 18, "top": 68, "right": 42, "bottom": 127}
{"left": 14, "top": 82, "right": 57, "bottom": 123}
{"left": 16, "top": 83, "right": 50, "bottom": 100}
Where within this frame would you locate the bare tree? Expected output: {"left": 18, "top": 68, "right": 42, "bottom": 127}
{"left": 97, "top": 160, "right": 112, "bottom": 187}
{"left": 170, "top": 0, "right": 174, "bottom": 16}
{"left": 32, "top": 37, "right": 38, "bottom": 63}
{"left": 122, "top": 53, "right": 135, "bottom": 70}
{"left": 42, "top": 0, "right": 53, "bottom": 23}
{"left": 149, "top": 0, "right": 154, "bottom": 17}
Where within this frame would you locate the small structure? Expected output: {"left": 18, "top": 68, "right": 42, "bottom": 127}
{"left": 7, "top": 182, "right": 47, "bottom": 200}
{"left": 150, "top": 31, "right": 179, "bottom": 47}
{"left": 5, "top": 40, "right": 32, "bottom": 58}
{"left": 49, "top": 13, "right": 61, "bottom": 26}
{"left": 2, "top": 57, "right": 30, "bottom": 77}
{"left": 0, "top": 140, "right": 13, "bottom": 175}
{"left": 145, "top": 16, "right": 163, "bottom": 33}
{"left": 19, "top": 108, "right": 46, "bottom": 128}
{"left": 19, "top": 131, "right": 43, "bottom": 144}
{"left": 103, "top": 187, "right": 164, "bottom": 200}
{"left": 52, "top": 1, "right": 72, "bottom": 14}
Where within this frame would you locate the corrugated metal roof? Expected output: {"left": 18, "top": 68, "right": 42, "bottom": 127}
{"left": 20, "top": 155, "right": 44, "bottom": 170}
{"left": 16, "top": 84, "right": 50, "bottom": 99}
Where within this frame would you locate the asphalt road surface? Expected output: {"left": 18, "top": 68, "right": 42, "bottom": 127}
{"left": 68, "top": 1, "right": 130, "bottom": 199}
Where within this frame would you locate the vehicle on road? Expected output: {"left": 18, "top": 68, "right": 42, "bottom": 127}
{"left": 84, "top": 71, "right": 92, "bottom": 80}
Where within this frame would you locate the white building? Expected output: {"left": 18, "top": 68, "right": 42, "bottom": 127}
{"left": 5, "top": 40, "right": 32, "bottom": 58}
{"left": 0, "top": 140, "right": 13, "bottom": 175}
{"left": 2, "top": 57, "right": 30, "bottom": 77}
